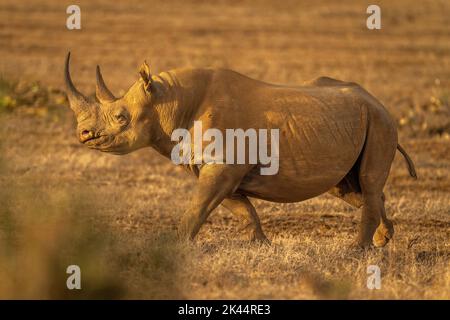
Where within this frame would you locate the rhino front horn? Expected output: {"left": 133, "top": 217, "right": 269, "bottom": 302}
{"left": 64, "top": 52, "right": 88, "bottom": 114}
{"left": 96, "top": 65, "right": 116, "bottom": 103}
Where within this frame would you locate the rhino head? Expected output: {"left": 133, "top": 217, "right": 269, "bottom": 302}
{"left": 64, "top": 52, "right": 157, "bottom": 155}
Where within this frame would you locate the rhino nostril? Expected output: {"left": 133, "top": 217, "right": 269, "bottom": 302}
{"left": 80, "top": 129, "right": 95, "bottom": 142}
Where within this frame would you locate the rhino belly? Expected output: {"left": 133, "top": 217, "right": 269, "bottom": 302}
{"left": 238, "top": 110, "right": 367, "bottom": 203}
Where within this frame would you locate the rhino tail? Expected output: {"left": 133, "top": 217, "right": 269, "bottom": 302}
{"left": 397, "top": 144, "right": 417, "bottom": 179}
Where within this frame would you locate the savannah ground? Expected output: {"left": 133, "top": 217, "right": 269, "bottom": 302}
{"left": 0, "top": 0, "right": 449, "bottom": 299}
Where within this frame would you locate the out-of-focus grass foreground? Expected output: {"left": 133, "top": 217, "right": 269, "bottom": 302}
{"left": 0, "top": 0, "right": 448, "bottom": 299}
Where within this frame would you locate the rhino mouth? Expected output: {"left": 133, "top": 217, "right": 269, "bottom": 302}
{"left": 86, "top": 136, "right": 128, "bottom": 154}
{"left": 84, "top": 135, "right": 112, "bottom": 148}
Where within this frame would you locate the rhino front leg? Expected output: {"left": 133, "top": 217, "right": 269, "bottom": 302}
{"left": 222, "top": 194, "right": 270, "bottom": 243}
{"left": 178, "top": 164, "right": 253, "bottom": 241}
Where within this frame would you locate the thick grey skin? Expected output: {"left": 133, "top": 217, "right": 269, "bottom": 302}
{"left": 65, "top": 53, "right": 416, "bottom": 248}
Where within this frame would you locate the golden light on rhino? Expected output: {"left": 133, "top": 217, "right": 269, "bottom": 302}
{"left": 64, "top": 52, "right": 417, "bottom": 249}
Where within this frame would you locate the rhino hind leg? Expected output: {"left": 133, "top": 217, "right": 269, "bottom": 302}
{"left": 372, "top": 193, "right": 394, "bottom": 247}
{"left": 328, "top": 166, "right": 363, "bottom": 208}
{"left": 330, "top": 162, "right": 394, "bottom": 248}
{"left": 222, "top": 194, "right": 270, "bottom": 244}
{"left": 356, "top": 118, "right": 397, "bottom": 249}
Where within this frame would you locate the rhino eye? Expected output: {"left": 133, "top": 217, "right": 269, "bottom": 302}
{"left": 114, "top": 114, "right": 128, "bottom": 124}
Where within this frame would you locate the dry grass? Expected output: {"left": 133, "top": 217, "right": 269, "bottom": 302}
{"left": 0, "top": 0, "right": 449, "bottom": 299}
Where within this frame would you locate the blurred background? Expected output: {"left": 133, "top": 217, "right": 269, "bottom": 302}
{"left": 0, "top": 0, "right": 448, "bottom": 299}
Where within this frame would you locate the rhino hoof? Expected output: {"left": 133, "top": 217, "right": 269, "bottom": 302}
{"left": 345, "top": 240, "right": 374, "bottom": 256}
{"left": 252, "top": 233, "right": 271, "bottom": 246}
{"left": 373, "top": 233, "right": 392, "bottom": 248}
{"left": 373, "top": 222, "right": 394, "bottom": 247}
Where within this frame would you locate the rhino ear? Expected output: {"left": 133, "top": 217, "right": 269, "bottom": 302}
{"left": 139, "top": 61, "right": 153, "bottom": 91}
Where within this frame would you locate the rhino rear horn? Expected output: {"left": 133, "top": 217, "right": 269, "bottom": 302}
{"left": 96, "top": 65, "right": 116, "bottom": 103}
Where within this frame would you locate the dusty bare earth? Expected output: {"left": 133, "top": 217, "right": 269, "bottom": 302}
{"left": 0, "top": 0, "right": 449, "bottom": 299}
